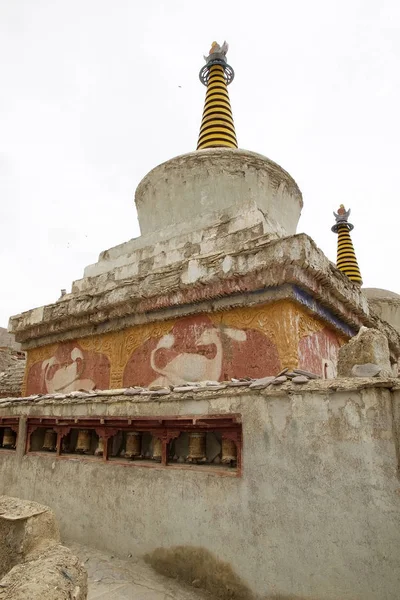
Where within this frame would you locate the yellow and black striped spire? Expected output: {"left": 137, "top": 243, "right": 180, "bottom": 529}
{"left": 197, "top": 41, "right": 238, "bottom": 150}
{"left": 331, "top": 205, "right": 363, "bottom": 285}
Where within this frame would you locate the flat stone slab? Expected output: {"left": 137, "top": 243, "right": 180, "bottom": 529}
{"left": 250, "top": 376, "right": 275, "bottom": 389}
{"left": 293, "top": 368, "right": 320, "bottom": 379}
{"left": 0, "top": 496, "right": 48, "bottom": 521}
{"left": 351, "top": 363, "right": 381, "bottom": 377}
{"left": 272, "top": 375, "right": 288, "bottom": 384}
{"left": 292, "top": 375, "right": 309, "bottom": 384}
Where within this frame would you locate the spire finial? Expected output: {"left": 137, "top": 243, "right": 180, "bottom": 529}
{"left": 197, "top": 41, "right": 238, "bottom": 150}
{"left": 331, "top": 205, "right": 363, "bottom": 285}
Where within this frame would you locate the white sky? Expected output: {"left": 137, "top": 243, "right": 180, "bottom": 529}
{"left": 1, "top": 0, "right": 399, "bottom": 327}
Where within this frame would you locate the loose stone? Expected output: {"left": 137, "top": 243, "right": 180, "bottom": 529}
{"left": 351, "top": 363, "right": 381, "bottom": 377}
{"left": 293, "top": 369, "right": 320, "bottom": 379}
{"left": 250, "top": 376, "right": 275, "bottom": 389}
{"left": 272, "top": 375, "right": 288, "bottom": 384}
{"left": 292, "top": 375, "right": 309, "bottom": 383}
{"left": 124, "top": 387, "right": 144, "bottom": 395}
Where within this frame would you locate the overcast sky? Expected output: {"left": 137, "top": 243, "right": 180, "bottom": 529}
{"left": 1, "top": 0, "right": 399, "bottom": 327}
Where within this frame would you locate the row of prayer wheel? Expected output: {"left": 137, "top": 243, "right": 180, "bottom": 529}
{"left": 40, "top": 428, "right": 237, "bottom": 464}
{"left": 40, "top": 429, "right": 154, "bottom": 458}
{"left": 187, "top": 432, "right": 237, "bottom": 464}
{"left": 1, "top": 428, "right": 16, "bottom": 449}
{"left": 123, "top": 432, "right": 162, "bottom": 461}
{"left": 41, "top": 429, "right": 93, "bottom": 454}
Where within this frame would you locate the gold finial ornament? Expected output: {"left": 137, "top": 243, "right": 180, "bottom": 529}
{"left": 197, "top": 41, "right": 237, "bottom": 150}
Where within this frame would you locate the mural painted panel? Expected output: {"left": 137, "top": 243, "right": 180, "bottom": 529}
{"left": 298, "top": 327, "right": 343, "bottom": 378}
{"left": 26, "top": 342, "right": 110, "bottom": 394}
{"left": 23, "top": 301, "right": 348, "bottom": 394}
{"left": 122, "top": 315, "right": 281, "bottom": 387}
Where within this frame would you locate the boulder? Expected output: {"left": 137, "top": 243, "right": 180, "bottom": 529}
{"left": 337, "top": 327, "right": 392, "bottom": 377}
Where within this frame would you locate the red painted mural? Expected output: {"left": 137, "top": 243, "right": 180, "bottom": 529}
{"left": 123, "top": 315, "right": 281, "bottom": 387}
{"left": 298, "top": 327, "right": 342, "bottom": 378}
{"left": 26, "top": 342, "right": 110, "bottom": 394}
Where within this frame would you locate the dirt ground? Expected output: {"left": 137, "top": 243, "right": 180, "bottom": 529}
{"left": 70, "top": 543, "right": 211, "bottom": 600}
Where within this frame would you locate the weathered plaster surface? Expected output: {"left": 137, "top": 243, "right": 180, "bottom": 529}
{"left": 0, "top": 382, "right": 399, "bottom": 599}
{"left": 134, "top": 148, "right": 303, "bottom": 237}
{"left": 82, "top": 200, "right": 272, "bottom": 280}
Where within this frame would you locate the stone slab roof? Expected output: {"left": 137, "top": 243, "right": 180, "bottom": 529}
{"left": 8, "top": 230, "right": 400, "bottom": 359}
{"left": 0, "top": 372, "right": 398, "bottom": 410}
{"left": 0, "top": 357, "right": 26, "bottom": 398}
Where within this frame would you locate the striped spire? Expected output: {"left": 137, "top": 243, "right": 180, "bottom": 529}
{"left": 331, "top": 205, "right": 363, "bottom": 285}
{"left": 197, "top": 41, "right": 238, "bottom": 150}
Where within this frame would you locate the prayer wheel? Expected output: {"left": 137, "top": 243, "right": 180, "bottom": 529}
{"left": 125, "top": 432, "right": 141, "bottom": 459}
{"left": 221, "top": 437, "right": 237, "bottom": 464}
{"left": 75, "top": 429, "right": 91, "bottom": 453}
{"left": 2, "top": 428, "right": 16, "bottom": 449}
{"left": 42, "top": 429, "right": 57, "bottom": 452}
{"left": 151, "top": 436, "right": 162, "bottom": 461}
{"left": 94, "top": 437, "right": 105, "bottom": 456}
{"left": 187, "top": 432, "right": 206, "bottom": 462}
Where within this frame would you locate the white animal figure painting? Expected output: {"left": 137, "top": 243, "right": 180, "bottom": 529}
{"left": 42, "top": 347, "right": 96, "bottom": 393}
{"left": 149, "top": 326, "right": 247, "bottom": 387}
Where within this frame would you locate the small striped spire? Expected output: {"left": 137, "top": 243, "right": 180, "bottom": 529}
{"left": 197, "top": 41, "right": 238, "bottom": 150}
{"left": 331, "top": 205, "right": 363, "bottom": 285}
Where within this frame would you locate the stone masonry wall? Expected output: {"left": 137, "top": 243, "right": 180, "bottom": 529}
{"left": 0, "top": 381, "right": 399, "bottom": 599}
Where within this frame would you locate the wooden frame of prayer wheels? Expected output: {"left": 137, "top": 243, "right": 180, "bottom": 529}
{"left": 23, "top": 415, "right": 242, "bottom": 474}
{"left": 94, "top": 437, "right": 105, "bottom": 456}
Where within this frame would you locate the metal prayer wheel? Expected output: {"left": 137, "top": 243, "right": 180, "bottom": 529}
{"left": 187, "top": 432, "right": 206, "bottom": 462}
{"left": 151, "top": 436, "right": 162, "bottom": 461}
{"left": 125, "top": 432, "right": 141, "bottom": 459}
{"left": 75, "top": 429, "right": 91, "bottom": 453}
{"left": 42, "top": 429, "right": 57, "bottom": 452}
{"left": 2, "top": 428, "right": 16, "bottom": 449}
{"left": 221, "top": 437, "right": 237, "bottom": 464}
{"left": 94, "top": 437, "right": 105, "bottom": 456}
